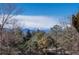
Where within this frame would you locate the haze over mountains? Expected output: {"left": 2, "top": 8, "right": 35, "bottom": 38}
{"left": 15, "top": 15, "right": 59, "bottom": 29}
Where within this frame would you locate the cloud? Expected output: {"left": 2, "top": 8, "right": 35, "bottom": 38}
{"left": 14, "top": 15, "right": 59, "bottom": 29}
{"left": 0, "top": 15, "right": 59, "bottom": 29}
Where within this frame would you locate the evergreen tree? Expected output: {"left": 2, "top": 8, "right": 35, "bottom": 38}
{"left": 72, "top": 12, "right": 79, "bottom": 32}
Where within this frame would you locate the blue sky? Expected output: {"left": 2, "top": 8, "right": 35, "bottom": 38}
{"left": 17, "top": 3, "right": 79, "bottom": 16}
{"left": 1, "top": 3, "right": 79, "bottom": 29}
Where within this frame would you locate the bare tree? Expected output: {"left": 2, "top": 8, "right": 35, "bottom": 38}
{"left": 0, "top": 3, "right": 21, "bottom": 54}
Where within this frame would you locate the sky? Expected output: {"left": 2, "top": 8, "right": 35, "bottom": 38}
{"left": 16, "top": 3, "right": 79, "bottom": 16}
{"left": 1, "top": 3, "right": 79, "bottom": 30}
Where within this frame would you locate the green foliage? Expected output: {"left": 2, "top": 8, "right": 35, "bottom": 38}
{"left": 72, "top": 12, "right": 79, "bottom": 32}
